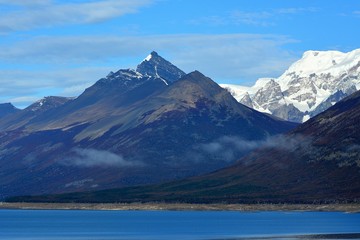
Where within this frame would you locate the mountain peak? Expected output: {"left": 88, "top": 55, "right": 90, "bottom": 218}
{"left": 26, "top": 96, "right": 73, "bottom": 112}
{"left": 187, "top": 70, "right": 204, "bottom": 78}
{"left": 136, "top": 51, "right": 186, "bottom": 83}
{"left": 285, "top": 49, "right": 360, "bottom": 78}
{"left": 149, "top": 51, "right": 159, "bottom": 57}
{"left": 0, "top": 102, "right": 19, "bottom": 118}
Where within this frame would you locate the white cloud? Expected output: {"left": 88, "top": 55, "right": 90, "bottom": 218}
{"left": 0, "top": 33, "right": 298, "bottom": 75}
{"left": 193, "top": 134, "right": 313, "bottom": 163}
{"left": 275, "top": 7, "right": 318, "bottom": 14}
{"left": 63, "top": 148, "right": 142, "bottom": 168}
{"left": 7, "top": 96, "right": 41, "bottom": 107}
{"left": 0, "top": 67, "right": 113, "bottom": 108}
{"left": 198, "top": 136, "right": 262, "bottom": 162}
{"left": 0, "top": 0, "right": 51, "bottom": 6}
{"left": 190, "top": 7, "right": 318, "bottom": 27}
{"left": 0, "top": 0, "right": 154, "bottom": 32}
{"left": 230, "top": 11, "right": 274, "bottom": 27}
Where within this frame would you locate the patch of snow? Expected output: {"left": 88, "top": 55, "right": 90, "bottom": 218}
{"left": 279, "top": 49, "right": 360, "bottom": 81}
{"left": 116, "top": 69, "right": 143, "bottom": 79}
{"left": 154, "top": 65, "right": 168, "bottom": 85}
{"left": 220, "top": 84, "right": 251, "bottom": 101}
{"left": 355, "top": 82, "right": 360, "bottom": 90}
{"left": 144, "top": 54, "right": 152, "bottom": 62}
{"left": 302, "top": 115, "right": 310, "bottom": 122}
{"left": 253, "top": 103, "right": 272, "bottom": 114}
{"left": 252, "top": 78, "right": 274, "bottom": 93}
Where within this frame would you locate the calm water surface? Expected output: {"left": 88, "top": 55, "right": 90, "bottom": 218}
{"left": 1, "top": 210, "right": 360, "bottom": 240}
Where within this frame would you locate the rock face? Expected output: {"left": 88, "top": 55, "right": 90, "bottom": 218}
{"left": 221, "top": 49, "right": 360, "bottom": 122}
{"left": 0, "top": 52, "right": 297, "bottom": 200}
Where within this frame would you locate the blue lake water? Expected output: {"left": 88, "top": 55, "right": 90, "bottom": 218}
{"left": 0, "top": 209, "right": 360, "bottom": 240}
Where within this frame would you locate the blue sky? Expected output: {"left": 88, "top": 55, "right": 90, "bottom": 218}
{"left": 0, "top": 0, "right": 359, "bottom": 108}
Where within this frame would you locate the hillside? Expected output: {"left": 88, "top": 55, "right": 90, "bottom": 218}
{"left": 16, "top": 90, "right": 360, "bottom": 203}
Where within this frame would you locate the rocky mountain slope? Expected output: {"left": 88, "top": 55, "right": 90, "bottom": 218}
{"left": 22, "top": 89, "right": 360, "bottom": 203}
{"left": 221, "top": 49, "right": 360, "bottom": 122}
{"left": 0, "top": 52, "right": 296, "bottom": 200}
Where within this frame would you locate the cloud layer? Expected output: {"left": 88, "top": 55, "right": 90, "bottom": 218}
{"left": 63, "top": 148, "right": 141, "bottom": 168}
{"left": 0, "top": 33, "right": 297, "bottom": 107}
{"left": 189, "top": 7, "right": 318, "bottom": 27}
{"left": 0, "top": 0, "right": 154, "bottom": 32}
{"left": 193, "top": 134, "right": 312, "bottom": 163}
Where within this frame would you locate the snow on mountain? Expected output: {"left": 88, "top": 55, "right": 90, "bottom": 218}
{"left": 26, "top": 96, "right": 74, "bottom": 112}
{"left": 136, "top": 51, "right": 186, "bottom": 83}
{"left": 144, "top": 53, "right": 153, "bottom": 62}
{"left": 221, "top": 49, "right": 360, "bottom": 122}
{"left": 85, "top": 51, "right": 186, "bottom": 101}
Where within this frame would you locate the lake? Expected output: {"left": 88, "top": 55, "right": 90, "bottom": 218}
{"left": 1, "top": 210, "right": 360, "bottom": 240}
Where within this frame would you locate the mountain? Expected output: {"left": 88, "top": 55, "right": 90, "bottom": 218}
{"left": 221, "top": 49, "right": 360, "bottom": 122}
{"left": 0, "top": 96, "right": 73, "bottom": 131}
{"left": 136, "top": 51, "right": 185, "bottom": 84}
{"left": 26, "top": 96, "right": 73, "bottom": 113}
{"left": 18, "top": 89, "right": 360, "bottom": 203}
{"left": 0, "top": 52, "right": 297, "bottom": 200}
{"left": 0, "top": 103, "right": 19, "bottom": 118}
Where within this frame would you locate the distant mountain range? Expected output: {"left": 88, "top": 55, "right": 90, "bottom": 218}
{"left": 17, "top": 89, "right": 360, "bottom": 203}
{"left": 0, "top": 52, "right": 296, "bottom": 200}
{"left": 0, "top": 96, "right": 73, "bottom": 131}
{"left": 221, "top": 49, "right": 360, "bottom": 122}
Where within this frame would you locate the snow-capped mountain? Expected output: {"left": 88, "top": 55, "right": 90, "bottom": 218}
{"left": 221, "top": 49, "right": 360, "bottom": 122}
{"left": 136, "top": 51, "right": 186, "bottom": 84}
{"left": 100, "top": 51, "right": 185, "bottom": 92}
{"left": 0, "top": 52, "right": 296, "bottom": 199}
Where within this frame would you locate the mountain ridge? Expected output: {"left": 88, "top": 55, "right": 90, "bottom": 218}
{"left": 221, "top": 48, "right": 360, "bottom": 122}
{"left": 17, "top": 89, "right": 360, "bottom": 203}
{"left": 0, "top": 52, "right": 297, "bottom": 200}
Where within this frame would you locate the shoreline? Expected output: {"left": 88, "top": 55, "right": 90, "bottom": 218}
{"left": 226, "top": 233, "right": 360, "bottom": 239}
{"left": 1, "top": 202, "right": 359, "bottom": 213}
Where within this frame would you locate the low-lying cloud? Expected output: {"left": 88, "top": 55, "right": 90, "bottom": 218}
{"left": 262, "top": 134, "right": 312, "bottom": 152}
{"left": 193, "top": 134, "right": 313, "bottom": 163}
{"left": 63, "top": 148, "right": 142, "bottom": 168}
{"left": 197, "top": 136, "right": 261, "bottom": 162}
